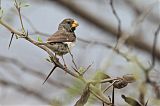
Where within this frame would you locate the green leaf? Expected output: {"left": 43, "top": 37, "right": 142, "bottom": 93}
{"left": 121, "top": 95, "right": 142, "bottom": 106}
{"left": 37, "top": 36, "right": 43, "bottom": 43}
{"left": 93, "top": 71, "right": 110, "bottom": 81}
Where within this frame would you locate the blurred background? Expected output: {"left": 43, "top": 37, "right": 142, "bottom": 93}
{"left": 0, "top": 0, "right": 160, "bottom": 106}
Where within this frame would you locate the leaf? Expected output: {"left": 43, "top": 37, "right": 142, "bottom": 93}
{"left": 93, "top": 71, "right": 110, "bottom": 82}
{"left": 37, "top": 36, "right": 43, "bottom": 43}
{"left": 121, "top": 95, "right": 142, "bottom": 106}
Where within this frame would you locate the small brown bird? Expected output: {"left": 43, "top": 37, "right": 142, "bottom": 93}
{"left": 43, "top": 18, "right": 79, "bottom": 84}
{"left": 46, "top": 18, "right": 79, "bottom": 56}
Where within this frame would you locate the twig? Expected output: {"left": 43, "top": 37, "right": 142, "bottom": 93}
{"left": 68, "top": 47, "right": 78, "bottom": 70}
{"left": 71, "top": 66, "right": 81, "bottom": 75}
{"left": 148, "top": 24, "right": 160, "bottom": 70}
{"left": 144, "top": 24, "right": 160, "bottom": 82}
{"left": 109, "top": 0, "right": 122, "bottom": 47}
{"left": 143, "top": 25, "right": 160, "bottom": 98}
{"left": 14, "top": 0, "right": 26, "bottom": 33}
{"left": 81, "top": 62, "right": 93, "bottom": 75}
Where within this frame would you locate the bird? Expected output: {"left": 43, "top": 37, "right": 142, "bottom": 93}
{"left": 43, "top": 18, "right": 79, "bottom": 84}
{"left": 46, "top": 18, "right": 79, "bottom": 56}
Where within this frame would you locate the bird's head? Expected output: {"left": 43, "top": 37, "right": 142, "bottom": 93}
{"left": 58, "top": 18, "right": 79, "bottom": 32}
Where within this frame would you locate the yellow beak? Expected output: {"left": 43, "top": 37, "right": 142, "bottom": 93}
{"left": 72, "top": 20, "right": 79, "bottom": 28}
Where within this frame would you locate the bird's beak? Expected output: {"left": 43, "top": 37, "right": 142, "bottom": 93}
{"left": 72, "top": 20, "right": 79, "bottom": 28}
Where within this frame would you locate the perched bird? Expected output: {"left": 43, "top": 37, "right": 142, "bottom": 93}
{"left": 43, "top": 18, "right": 79, "bottom": 84}
{"left": 46, "top": 18, "right": 79, "bottom": 56}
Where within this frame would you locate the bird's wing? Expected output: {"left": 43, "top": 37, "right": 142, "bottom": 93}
{"left": 47, "top": 30, "right": 76, "bottom": 43}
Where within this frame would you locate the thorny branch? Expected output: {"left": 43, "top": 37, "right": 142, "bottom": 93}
{"left": 22, "top": 10, "right": 160, "bottom": 101}
{"left": 0, "top": 18, "right": 113, "bottom": 104}
{"left": 0, "top": 1, "right": 114, "bottom": 105}
{"left": 0, "top": 0, "right": 159, "bottom": 105}
{"left": 21, "top": 11, "right": 160, "bottom": 100}
{"left": 0, "top": 19, "right": 78, "bottom": 78}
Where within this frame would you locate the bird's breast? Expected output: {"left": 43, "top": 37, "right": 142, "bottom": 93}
{"left": 64, "top": 42, "right": 76, "bottom": 49}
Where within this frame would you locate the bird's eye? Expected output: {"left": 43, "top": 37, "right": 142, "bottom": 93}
{"left": 67, "top": 21, "right": 71, "bottom": 24}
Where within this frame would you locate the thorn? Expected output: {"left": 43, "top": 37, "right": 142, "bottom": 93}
{"left": 112, "top": 87, "right": 115, "bottom": 105}
{"left": 82, "top": 62, "right": 93, "bottom": 75}
{"left": 26, "top": 30, "right": 29, "bottom": 37}
{"left": 71, "top": 66, "right": 80, "bottom": 75}
{"left": 8, "top": 32, "right": 14, "bottom": 49}
{"left": 42, "top": 66, "right": 57, "bottom": 85}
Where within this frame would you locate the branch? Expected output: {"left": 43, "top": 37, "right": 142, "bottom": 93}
{"left": 148, "top": 24, "right": 160, "bottom": 70}
{"left": 0, "top": 14, "right": 112, "bottom": 105}
{"left": 0, "top": 19, "right": 79, "bottom": 78}
{"left": 14, "top": 0, "right": 25, "bottom": 33}
{"left": 109, "top": 0, "right": 122, "bottom": 46}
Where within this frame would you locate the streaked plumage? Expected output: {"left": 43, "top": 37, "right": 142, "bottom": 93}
{"left": 46, "top": 18, "right": 78, "bottom": 56}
